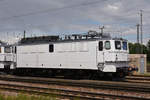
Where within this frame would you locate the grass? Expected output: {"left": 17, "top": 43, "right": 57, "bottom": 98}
{"left": 143, "top": 72, "right": 150, "bottom": 76}
{"left": 0, "top": 93, "right": 57, "bottom": 100}
{"left": 134, "top": 72, "right": 150, "bottom": 76}
{"left": 0, "top": 92, "right": 82, "bottom": 100}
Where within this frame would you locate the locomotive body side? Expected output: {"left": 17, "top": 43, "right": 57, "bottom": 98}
{"left": 16, "top": 40, "right": 99, "bottom": 70}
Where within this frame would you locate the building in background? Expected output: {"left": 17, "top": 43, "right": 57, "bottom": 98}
{"left": 129, "top": 54, "right": 147, "bottom": 74}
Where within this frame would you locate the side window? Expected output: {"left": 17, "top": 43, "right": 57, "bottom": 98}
{"left": 49, "top": 44, "right": 54, "bottom": 52}
{"left": 105, "top": 41, "right": 111, "bottom": 50}
{"left": 122, "top": 42, "right": 127, "bottom": 50}
{"left": 99, "top": 41, "right": 103, "bottom": 51}
{"left": 115, "top": 41, "right": 121, "bottom": 50}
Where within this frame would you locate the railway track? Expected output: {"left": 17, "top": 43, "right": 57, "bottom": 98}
{"left": 127, "top": 75, "right": 150, "bottom": 80}
{"left": 131, "top": 75, "right": 150, "bottom": 77}
{"left": 1, "top": 82, "right": 147, "bottom": 100}
{"left": 0, "top": 75, "right": 149, "bottom": 100}
{"left": 126, "top": 76, "right": 150, "bottom": 84}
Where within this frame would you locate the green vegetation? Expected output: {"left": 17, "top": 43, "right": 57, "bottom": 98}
{"left": 0, "top": 93, "right": 57, "bottom": 100}
{"left": 134, "top": 72, "right": 150, "bottom": 76}
{"left": 129, "top": 40, "right": 150, "bottom": 62}
{"left": 143, "top": 73, "right": 150, "bottom": 76}
{"left": 0, "top": 93, "right": 81, "bottom": 100}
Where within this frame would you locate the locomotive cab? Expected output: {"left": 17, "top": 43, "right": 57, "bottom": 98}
{"left": 104, "top": 39, "right": 129, "bottom": 62}
{"left": 97, "top": 39, "right": 129, "bottom": 76}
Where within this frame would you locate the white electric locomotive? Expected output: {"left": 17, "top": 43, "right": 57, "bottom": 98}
{"left": 12, "top": 31, "right": 130, "bottom": 78}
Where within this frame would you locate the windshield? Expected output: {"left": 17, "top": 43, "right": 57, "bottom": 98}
{"left": 115, "top": 41, "right": 121, "bottom": 50}
{"left": 122, "top": 42, "right": 127, "bottom": 50}
{"left": 5, "top": 47, "right": 11, "bottom": 53}
{"left": 105, "top": 41, "right": 111, "bottom": 50}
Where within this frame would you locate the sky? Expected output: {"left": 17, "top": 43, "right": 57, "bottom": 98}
{"left": 0, "top": 0, "right": 150, "bottom": 44}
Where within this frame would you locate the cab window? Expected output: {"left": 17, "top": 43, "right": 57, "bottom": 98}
{"left": 105, "top": 41, "right": 111, "bottom": 50}
{"left": 99, "top": 41, "right": 103, "bottom": 51}
{"left": 4, "top": 47, "right": 11, "bottom": 53}
{"left": 123, "top": 42, "right": 127, "bottom": 50}
{"left": 115, "top": 41, "right": 121, "bottom": 50}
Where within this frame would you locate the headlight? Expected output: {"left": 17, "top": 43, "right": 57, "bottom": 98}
{"left": 97, "top": 63, "right": 104, "bottom": 71}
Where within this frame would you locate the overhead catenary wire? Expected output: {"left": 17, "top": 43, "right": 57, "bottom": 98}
{"left": 0, "top": 0, "right": 107, "bottom": 21}
{"left": 0, "top": 0, "right": 108, "bottom": 33}
{"left": 0, "top": 0, "right": 145, "bottom": 32}
{"left": 0, "top": 0, "right": 149, "bottom": 45}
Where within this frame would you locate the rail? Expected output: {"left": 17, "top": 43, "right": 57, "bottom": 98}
{"left": 0, "top": 75, "right": 149, "bottom": 99}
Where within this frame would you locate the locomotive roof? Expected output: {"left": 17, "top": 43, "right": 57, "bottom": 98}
{"left": 20, "top": 35, "right": 59, "bottom": 44}
{"left": 18, "top": 31, "right": 127, "bottom": 45}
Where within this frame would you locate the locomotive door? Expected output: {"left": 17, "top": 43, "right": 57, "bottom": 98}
{"left": 97, "top": 41, "right": 104, "bottom": 64}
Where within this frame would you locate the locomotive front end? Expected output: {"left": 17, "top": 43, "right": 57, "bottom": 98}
{"left": 97, "top": 38, "right": 130, "bottom": 77}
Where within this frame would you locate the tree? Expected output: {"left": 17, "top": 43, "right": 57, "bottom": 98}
{"left": 129, "top": 42, "right": 148, "bottom": 54}
{"left": 147, "top": 40, "right": 150, "bottom": 61}
{"left": 147, "top": 40, "right": 150, "bottom": 50}
{"left": 129, "top": 42, "right": 150, "bottom": 61}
